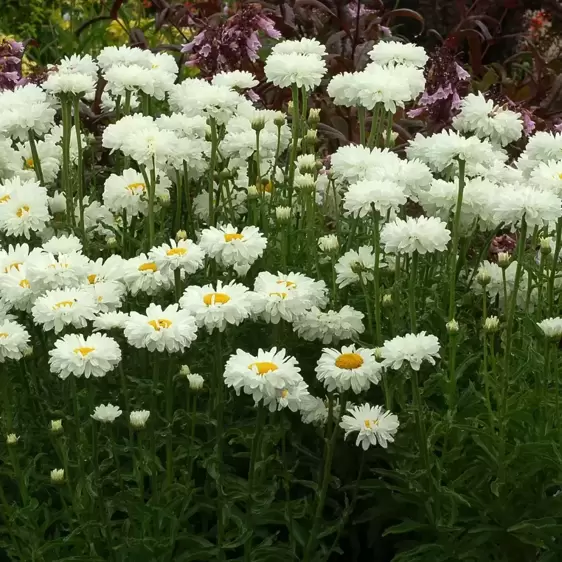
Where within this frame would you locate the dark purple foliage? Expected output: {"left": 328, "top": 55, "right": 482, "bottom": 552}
{"left": 0, "top": 39, "right": 25, "bottom": 91}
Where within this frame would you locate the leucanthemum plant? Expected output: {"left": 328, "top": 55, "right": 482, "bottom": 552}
{"left": 0, "top": 34, "right": 561, "bottom": 562}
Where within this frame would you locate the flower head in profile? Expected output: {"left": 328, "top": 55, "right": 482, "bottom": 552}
{"left": 381, "top": 216, "right": 451, "bottom": 255}
{"left": 124, "top": 303, "right": 198, "bottom": 353}
{"left": 49, "top": 333, "right": 122, "bottom": 379}
{"left": 42, "top": 234, "right": 83, "bottom": 256}
{"left": 316, "top": 345, "right": 383, "bottom": 394}
{"left": 343, "top": 179, "right": 406, "bottom": 218}
{"left": 130, "top": 410, "right": 150, "bottom": 429}
{"left": 368, "top": 40, "right": 428, "bottom": 68}
{"left": 264, "top": 52, "right": 326, "bottom": 90}
{"left": 179, "top": 280, "right": 256, "bottom": 333}
{"left": 224, "top": 347, "right": 303, "bottom": 409}
{"left": 199, "top": 224, "right": 267, "bottom": 270}
{"left": 382, "top": 332, "right": 441, "bottom": 371}
{"left": 335, "top": 246, "right": 377, "bottom": 288}
{"left": 148, "top": 238, "right": 205, "bottom": 276}
{"left": 0, "top": 320, "right": 30, "bottom": 362}
{"left": 123, "top": 254, "right": 174, "bottom": 296}
{"left": 537, "top": 317, "right": 562, "bottom": 339}
{"left": 93, "top": 311, "right": 129, "bottom": 332}
{"left": 340, "top": 403, "right": 399, "bottom": 449}
{"left": 91, "top": 403, "right": 122, "bottom": 423}
{"left": 293, "top": 305, "right": 365, "bottom": 344}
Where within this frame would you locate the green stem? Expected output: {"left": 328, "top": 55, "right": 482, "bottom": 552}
{"left": 148, "top": 162, "right": 156, "bottom": 247}
{"left": 28, "top": 131, "right": 44, "bottom": 185}
{"left": 481, "top": 293, "right": 493, "bottom": 427}
{"left": 371, "top": 207, "right": 382, "bottom": 345}
{"left": 73, "top": 97, "right": 85, "bottom": 242}
{"left": 166, "top": 359, "right": 175, "bottom": 488}
{"left": 547, "top": 218, "right": 562, "bottom": 315}
{"left": 174, "top": 170, "right": 182, "bottom": 235}
{"left": 8, "top": 446, "right": 28, "bottom": 505}
{"left": 287, "top": 84, "right": 300, "bottom": 205}
{"left": 367, "top": 103, "right": 383, "bottom": 148}
{"left": 408, "top": 253, "right": 418, "bottom": 332}
{"left": 208, "top": 119, "right": 219, "bottom": 227}
{"left": 281, "top": 433, "right": 296, "bottom": 554}
{"left": 358, "top": 106, "right": 366, "bottom": 145}
{"left": 214, "top": 330, "right": 225, "bottom": 558}
{"left": 244, "top": 405, "right": 267, "bottom": 561}
{"left": 384, "top": 111, "right": 394, "bottom": 147}
{"left": 61, "top": 97, "right": 73, "bottom": 225}
{"left": 448, "top": 158, "right": 466, "bottom": 322}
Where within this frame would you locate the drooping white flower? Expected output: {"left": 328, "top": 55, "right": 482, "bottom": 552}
{"left": 382, "top": 332, "right": 441, "bottom": 371}
{"left": 224, "top": 347, "right": 303, "bottom": 408}
{"left": 293, "top": 305, "right": 365, "bottom": 344}
{"left": 316, "top": 345, "right": 383, "bottom": 393}
{"left": 124, "top": 303, "right": 198, "bottom": 353}
{"left": 91, "top": 403, "right": 122, "bottom": 423}
{"left": 27, "top": 251, "right": 90, "bottom": 291}
{"left": 148, "top": 239, "right": 205, "bottom": 276}
{"left": 380, "top": 216, "right": 451, "bottom": 255}
{"left": 31, "top": 288, "right": 97, "bottom": 333}
{"left": 335, "top": 246, "right": 377, "bottom": 288}
{"left": 0, "top": 320, "right": 30, "bottom": 362}
{"left": 340, "top": 403, "right": 400, "bottom": 450}
{"left": 179, "top": 280, "right": 256, "bottom": 333}
{"left": 49, "top": 333, "right": 121, "bottom": 379}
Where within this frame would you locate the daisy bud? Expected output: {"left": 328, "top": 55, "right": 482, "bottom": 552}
{"left": 484, "top": 316, "right": 500, "bottom": 333}
{"left": 382, "top": 294, "right": 393, "bottom": 307}
{"left": 476, "top": 269, "right": 491, "bottom": 286}
{"left": 275, "top": 206, "right": 291, "bottom": 222}
{"left": 160, "top": 193, "right": 171, "bottom": 207}
{"left": 287, "top": 101, "right": 294, "bottom": 114}
{"left": 130, "top": 410, "right": 150, "bottom": 429}
{"left": 308, "top": 108, "right": 321, "bottom": 128}
{"left": 205, "top": 126, "right": 212, "bottom": 141}
{"left": 295, "top": 173, "right": 315, "bottom": 191}
{"left": 446, "top": 319, "right": 459, "bottom": 334}
{"left": 50, "top": 468, "right": 65, "bottom": 484}
{"left": 374, "top": 347, "right": 383, "bottom": 361}
{"left": 180, "top": 365, "right": 191, "bottom": 375}
{"left": 107, "top": 236, "right": 118, "bottom": 248}
{"left": 23, "top": 345, "right": 33, "bottom": 357}
{"left": 247, "top": 185, "right": 259, "bottom": 199}
{"left": 251, "top": 115, "right": 266, "bottom": 131}
{"left": 303, "top": 129, "right": 317, "bottom": 147}
{"left": 318, "top": 234, "right": 339, "bottom": 254}
{"left": 50, "top": 420, "right": 63, "bottom": 434}
{"left": 297, "top": 154, "right": 317, "bottom": 174}
{"left": 497, "top": 252, "right": 511, "bottom": 268}
{"left": 49, "top": 191, "right": 66, "bottom": 214}
{"left": 218, "top": 168, "right": 231, "bottom": 181}
{"left": 326, "top": 168, "right": 336, "bottom": 180}
{"left": 6, "top": 433, "right": 18, "bottom": 446}
{"left": 176, "top": 230, "right": 187, "bottom": 241}
{"left": 540, "top": 237, "right": 552, "bottom": 256}
{"left": 273, "top": 111, "right": 285, "bottom": 127}
{"left": 186, "top": 373, "right": 204, "bottom": 390}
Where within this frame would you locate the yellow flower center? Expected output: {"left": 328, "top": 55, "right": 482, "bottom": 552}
{"left": 74, "top": 347, "right": 95, "bottom": 356}
{"left": 249, "top": 361, "right": 278, "bottom": 375}
{"left": 281, "top": 389, "right": 289, "bottom": 398}
{"left": 138, "top": 262, "right": 157, "bottom": 272}
{"left": 16, "top": 205, "right": 30, "bottom": 217}
{"left": 25, "top": 158, "right": 34, "bottom": 169}
{"left": 335, "top": 352, "right": 364, "bottom": 370}
{"left": 166, "top": 247, "right": 187, "bottom": 256}
{"left": 53, "top": 300, "right": 74, "bottom": 309}
{"left": 224, "top": 233, "right": 244, "bottom": 242}
{"left": 126, "top": 182, "right": 146, "bottom": 193}
{"left": 364, "top": 419, "right": 379, "bottom": 429}
{"left": 277, "top": 280, "right": 296, "bottom": 289}
{"left": 148, "top": 318, "right": 173, "bottom": 331}
{"left": 19, "top": 279, "right": 30, "bottom": 288}
{"left": 269, "top": 291, "right": 287, "bottom": 299}
{"left": 0, "top": 333, "right": 8, "bottom": 338}
{"left": 558, "top": 173, "right": 562, "bottom": 180}
{"left": 203, "top": 292, "right": 231, "bottom": 305}
{"left": 0, "top": 194, "right": 10, "bottom": 203}
{"left": 5, "top": 262, "right": 22, "bottom": 272}
{"left": 87, "top": 274, "right": 97, "bottom": 284}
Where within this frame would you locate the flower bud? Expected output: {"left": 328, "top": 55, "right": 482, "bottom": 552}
{"left": 484, "top": 316, "right": 500, "bottom": 333}
{"left": 276, "top": 206, "right": 291, "bottom": 222}
{"left": 540, "top": 237, "right": 552, "bottom": 256}
{"left": 186, "top": 373, "right": 204, "bottom": 390}
{"left": 50, "top": 420, "right": 63, "bottom": 434}
{"left": 218, "top": 168, "right": 231, "bottom": 181}
{"left": 175, "top": 230, "right": 187, "bottom": 242}
{"left": 251, "top": 115, "right": 266, "bottom": 131}
{"left": 294, "top": 173, "right": 315, "bottom": 191}
{"left": 382, "top": 294, "right": 393, "bottom": 307}
{"left": 246, "top": 185, "right": 259, "bottom": 199}
{"left": 273, "top": 111, "right": 285, "bottom": 127}
{"left": 497, "top": 252, "right": 511, "bottom": 268}
{"left": 446, "top": 319, "right": 459, "bottom": 334}
{"left": 130, "top": 410, "right": 150, "bottom": 429}
{"left": 287, "top": 101, "right": 293, "bottom": 114}
{"left": 476, "top": 269, "right": 491, "bottom": 286}
{"left": 308, "top": 108, "right": 321, "bottom": 128}
{"left": 51, "top": 468, "right": 65, "bottom": 484}
{"left": 23, "top": 345, "right": 33, "bottom": 357}
{"left": 318, "top": 234, "right": 339, "bottom": 254}
{"left": 159, "top": 193, "right": 171, "bottom": 207}
{"left": 6, "top": 433, "right": 18, "bottom": 446}
{"left": 180, "top": 365, "right": 191, "bottom": 376}
{"left": 374, "top": 347, "right": 383, "bottom": 361}
{"left": 107, "top": 237, "right": 118, "bottom": 248}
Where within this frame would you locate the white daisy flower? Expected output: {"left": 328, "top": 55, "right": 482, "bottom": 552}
{"left": 88, "top": 280, "right": 125, "bottom": 313}
{"left": 293, "top": 305, "right": 365, "bottom": 344}
{"left": 91, "top": 403, "right": 122, "bottom": 423}
{"left": 124, "top": 303, "right": 198, "bottom": 353}
{"left": 380, "top": 216, "right": 451, "bottom": 255}
{"left": 148, "top": 239, "right": 205, "bottom": 276}
{"left": 275, "top": 380, "right": 310, "bottom": 412}
{"left": 27, "top": 251, "right": 90, "bottom": 291}
{"left": 179, "top": 280, "right": 256, "bottom": 333}
{"left": 340, "top": 403, "right": 399, "bottom": 449}
{"left": 199, "top": 224, "right": 267, "bottom": 270}
{"left": 130, "top": 410, "right": 150, "bottom": 429}
{"left": 316, "top": 345, "right": 383, "bottom": 393}
{"left": 0, "top": 264, "right": 37, "bottom": 311}
{"left": 0, "top": 320, "right": 30, "bottom": 362}
{"left": 43, "top": 71, "right": 96, "bottom": 97}
{"left": 537, "top": 317, "right": 562, "bottom": 339}
{"left": 335, "top": 246, "right": 377, "bottom": 288}
{"left": 42, "top": 234, "right": 83, "bottom": 255}
{"left": 186, "top": 373, "right": 205, "bottom": 390}
{"left": 212, "top": 70, "right": 259, "bottom": 90}
{"left": 300, "top": 395, "right": 341, "bottom": 426}
{"left": 15, "top": 138, "right": 62, "bottom": 183}
{"left": 31, "top": 288, "right": 97, "bottom": 333}
{"left": 49, "top": 333, "right": 122, "bottom": 379}
{"left": 123, "top": 254, "right": 174, "bottom": 296}
{"left": 0, "top": 242, "right": 40, "bottom": 273}
{"left": 0, "top": 180, "right": 50, "bottom": 239}
{"left": 382, "top": 332, "right": 441, "bottom": 371}
{"left": 368, "top": 40, "right": 428, "bottom": 68}
{"left": 86, "top": 255, "right": 125, "bottom": 286}
{"left": 224, "top": 347, "right": 303, "bottom": 408}
{"left": 253, "top": 271, "right": 328, "bottom": 324}
{"left": 272, "top": 38, "right": 327, "bottom": 58}
{"left": 343, "top": 179, "right": 407, "bottom": 218}
{"left": 264, "top": 52, "right": 326, "bottom": 90}
{"left": 93, "top": 311, "right": 129, "bottom": 332}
